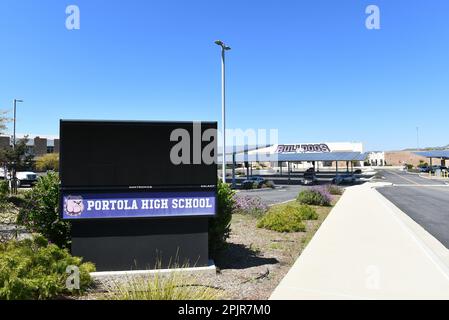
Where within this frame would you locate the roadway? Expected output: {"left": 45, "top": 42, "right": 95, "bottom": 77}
{"left": 236, "top": 185, "right": 305, "bottom": 206}
{"left": 377, "top": 170, "right": 449, "bottom": 248}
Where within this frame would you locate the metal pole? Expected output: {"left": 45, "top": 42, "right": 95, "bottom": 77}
{"left": 221, "top": 48, "right": 226, "bottom": 183}
{"left": 13, "top": 99, "right": 17, "bottom": 150}
{"left": 232, "top": 153, "right": 236, "bottom": 189}
{"left": 11, "top": 99, "right": 23, "bottom": 194}
{"left": 12, "top": 99, "right": 17, "bottom": 194}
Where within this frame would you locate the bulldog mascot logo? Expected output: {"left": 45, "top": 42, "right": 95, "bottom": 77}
{"left": 64, "top": 196, "right": 85, "bottom": 217}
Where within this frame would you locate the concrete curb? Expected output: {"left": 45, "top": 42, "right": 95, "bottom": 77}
{"left": 234, "top": 186, "right": 284, "bottom": 193}
{"left": 268, "top": 199, "right": 296, "bottom": 207}
{"left": 90, "top": 260, "right": 217, "bottom": 280}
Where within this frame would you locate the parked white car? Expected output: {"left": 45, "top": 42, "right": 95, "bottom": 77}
{"left": 15, "top": 172, "right": 38, "bottom": 187}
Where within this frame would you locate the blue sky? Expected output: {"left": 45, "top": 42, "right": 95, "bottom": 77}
{"left": 0, "top": 0, "right": 448, "bottom": 151}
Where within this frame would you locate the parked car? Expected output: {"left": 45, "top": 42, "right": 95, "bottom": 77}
{"left": 429, "top": 165, "right": 448, "bottom": 174}
{"left": 0, "top": 168, "right": 6, "bottom": 180}
{"left": 16, "top": 171, "right": 38, "bottom": 187}
{"left": 241, "top": 176, "right": 266, "bottom": 189}
{"left": 332, "top": 173, "right": 356, "bottom": 185}
{"left": 418, "top": 166, "right": 430, "bottom": 173}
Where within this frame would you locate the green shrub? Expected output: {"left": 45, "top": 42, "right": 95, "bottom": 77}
{"left": 418, "top": 161, "right": 428, "bottom": 168}
{"left": 209, "top": 180, "right": 235, "bottom": 256}
{"left": 35, "top": 153, "right": 59, "bottom": 172}
{"left": 327, "top": 184, "right": 343, "bottom": 195}
{"left": 242, "top": 182, "right": 258, "bottom": 190}
{"left": 297, "top": 188, "right": 331, "bottom": 206}
{"left": 242, "top": 183, "right": 252, "bottom": 190}
{"left": 257, "top": 206, "right": 306, "bottom": 233}
{"left": 298, "top": 205, "right": 319, "bottom": 220}
{"left": 0, "top": 180, "right": 9, "bottom": 199}
{"left": 0, "top": 235, "right": 95, "bottom": 300}
{"left": 17, "top": 172, "right": 71, "bottom": 248}
{"left": 261, "top": 180, "right": 276, "bottom": 189}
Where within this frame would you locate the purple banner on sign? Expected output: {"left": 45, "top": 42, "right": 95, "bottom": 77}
{"left": 62, "top": 191, "right": 216, "bottom": 220}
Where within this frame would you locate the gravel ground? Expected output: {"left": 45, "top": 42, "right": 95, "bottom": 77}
{"left": 0, "top": 204, "right": 32, "bottom": 242}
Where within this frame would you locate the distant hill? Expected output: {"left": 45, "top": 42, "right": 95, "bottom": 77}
{"left": 403, "top": 144, "right": 449, "bottom": 151}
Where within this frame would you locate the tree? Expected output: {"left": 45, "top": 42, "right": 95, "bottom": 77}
{"left": 0, "top": 137, "right": 34, "bottom": 172}
{"left": 35, "top": 153, "right": 59, "bottom": 172}
{"left": 17, "top": 172, "right": 70, "bottom": 248}
{"left": 0, "top": 136, "right": 34, "bottom": 194}
{"left": 0, "top": 110, "right": 10, "bottom": 134}
{"left": 209, "top": 180, "right": 235, "bottom": 256}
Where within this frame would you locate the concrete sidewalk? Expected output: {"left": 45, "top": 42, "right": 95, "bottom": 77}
{"left": 270, "top": 182, "right": 449, "bottom": 300}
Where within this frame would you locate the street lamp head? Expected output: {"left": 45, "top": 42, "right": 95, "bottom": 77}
{"left": 14, "top": 99, "right": 23, "bottom": 103}
{"left": 215, "top": 40, "right": 231, "bottom": 51}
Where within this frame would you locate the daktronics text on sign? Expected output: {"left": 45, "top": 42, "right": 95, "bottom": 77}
{"left": 275, "top": 144, "right": 331, "bottom": 153}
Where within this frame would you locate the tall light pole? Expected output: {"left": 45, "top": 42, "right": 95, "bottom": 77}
{"left": 215, "top": 40, "right": 231, "bottom": 183}
{"left": 12, "top": 99, "right": 23, "bottom": 194}
{"left": 13, "top": 99, "right": 24, "bottom": 150}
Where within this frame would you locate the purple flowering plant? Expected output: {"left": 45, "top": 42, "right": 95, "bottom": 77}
{"left": 297, "top": 186, "right": 332, "bottom": 206}
{"left": 233, "top": 195, "right": 268, "bottom": 217}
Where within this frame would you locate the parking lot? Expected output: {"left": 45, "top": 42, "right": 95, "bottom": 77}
{"left": 236, "top": 185, "right": 306, "bottom": 206}
{"left": 234, "top": 170, "right": 375, "bottom": 206}
{"left": 377, "top": 170, "right": 449, "bottom": 248}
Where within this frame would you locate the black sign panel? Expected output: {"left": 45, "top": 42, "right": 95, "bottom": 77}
{"left": 60, "top": 120, "right": 217, "bottom": 189}
{"left": 60, "top": 120, "right": 216, "bottom": 270}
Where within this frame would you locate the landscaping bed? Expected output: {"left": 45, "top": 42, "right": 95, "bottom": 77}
{"left": 198, "top": 197, "right": 339, "bottom": 300}
{"left": 84, "top": 188, "right": 341, "bottom": 300}
{"left": 1, "top": 175, "right": 342, "bottom": 300}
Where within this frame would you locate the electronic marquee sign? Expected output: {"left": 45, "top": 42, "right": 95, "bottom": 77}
{"left": 60, "top": 120, "right": 218, "bottom": 220}
{"left": 60, "top": 120, "right": 218, "bottom": 271}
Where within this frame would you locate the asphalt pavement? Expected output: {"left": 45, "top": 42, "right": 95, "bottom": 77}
{"left": 377, "top": 170, "right": 449, "bottom": 248}
{"left": 236, "top": 185, "right": 306, "bottom": 206}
